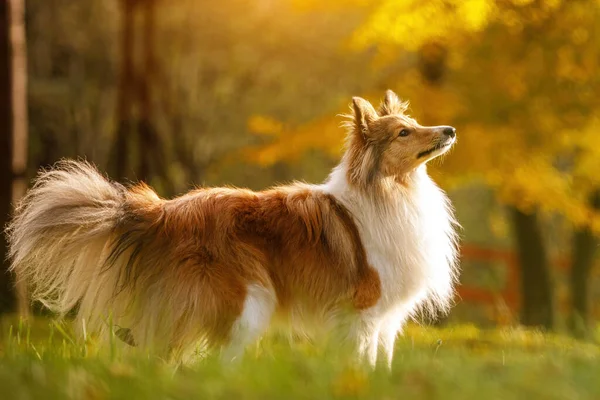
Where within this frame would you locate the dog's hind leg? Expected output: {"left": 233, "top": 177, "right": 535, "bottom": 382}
{"left": 379, "top": 306, "right": 411, "bottom": 369}
{"left": 351, "top": 310, "right": 382, "bottom": 368}
{"left": 380, "top": 317, "right": 403, "bottom": 370}
{"left": 220, "top": 283, "right": 276, "bottom": 363}
{"left": 359, "top": 324, "right": 381, "bottom": 368}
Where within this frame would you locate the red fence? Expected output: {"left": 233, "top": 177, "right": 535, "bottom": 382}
{"left": 457, "top": 245, "right": 575, "bottom": 318}
{"left": 457, "top": 245, "right": 520, "bottom": 310}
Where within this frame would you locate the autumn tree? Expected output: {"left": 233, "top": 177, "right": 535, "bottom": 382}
{"left": 247, "top": 0, "right": 600, "bottom": 329}
{"left": 570, "top": 190, "right": 600, "bottom": 336}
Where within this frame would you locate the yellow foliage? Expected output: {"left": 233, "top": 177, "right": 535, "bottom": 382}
{"left": 245, "top": 115, "right": 347, "bottom": 166}
{"left": 247, "top": 115, "right": 284, "bottom": 137}
{"left": 245, "top": 0, "right": 600, "bottom": 231}
{"left": 350, "top": 0, "right": 495, "bottom": 51}
{"left": 292, "top": 0, "right": 369, "bottom": 12}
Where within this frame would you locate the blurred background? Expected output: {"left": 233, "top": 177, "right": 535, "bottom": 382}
{"left": 0, "top": 0, "right": 599, "bottom": 337}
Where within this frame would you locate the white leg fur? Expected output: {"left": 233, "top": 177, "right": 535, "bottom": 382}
{"left": 363, "top": 328, "right": 380, "bottom": 367}
{"left": 221, "top": 284, "right": 276, "bottom": 363}
{"left": 379, "top": 315, "right": 405, "bottom": 369}
{"left": 353, "top": 311, "right": 382, "bottom": 368}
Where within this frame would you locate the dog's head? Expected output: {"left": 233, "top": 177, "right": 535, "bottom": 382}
{"left": 345, "top": 90, "right": 456, "bottom": 185}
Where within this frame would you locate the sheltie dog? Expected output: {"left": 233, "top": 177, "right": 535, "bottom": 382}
{"left": 7, "top": 90, "right": 458, "bottom": 368}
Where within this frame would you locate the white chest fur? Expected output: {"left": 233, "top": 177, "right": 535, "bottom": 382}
{"left": 321, "top": 165, "right": 458, "bottom": 318}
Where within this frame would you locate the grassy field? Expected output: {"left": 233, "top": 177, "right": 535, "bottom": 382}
{"left": 1, "top": 318, "right": 599, "bottom": 400}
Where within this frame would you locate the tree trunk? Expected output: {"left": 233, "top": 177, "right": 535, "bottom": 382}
{"left": 109, "top": 0, "right": 135, "bottom": 180}
{"left": 569, "top": 190, "right": 600, "bottom": 337}
{"left": 111, "top": 0, "right": 166, "bottom": 189}
{"left": 9, "top": 0, "right": 28, "bottom": 317}
{"left": 138, "top": 0, "right": 155, "bottom": 183}
{"left": 510, "top": 207, "right": 554, "bottom": 330}
{"left": 0, "top": 0, "right": 15, "bottom": 314}
{"left": 0, "top": 0, "right": 27, "bottom": 315}
{"left": 418, "top": 41, "right": 447, "bottom": 85}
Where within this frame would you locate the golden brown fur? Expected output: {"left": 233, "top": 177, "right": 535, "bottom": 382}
{"left": 114, "top": 183, "right": 382, "bottom": 344}
{"left": 7, "top": 161, "right": 381, "bottom": 360}
{"left": 7, "top": 90, "right": 458, "bottom": 366}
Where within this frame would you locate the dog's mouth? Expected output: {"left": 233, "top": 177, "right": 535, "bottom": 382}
{"left": 417, "top": 139, "right": 454, "bottom": 159}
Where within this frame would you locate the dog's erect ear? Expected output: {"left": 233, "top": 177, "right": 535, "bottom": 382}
{"left": 352, "top": 97, "right": 378, "bottom": 136}
{"left": 379, "top": 89, "right": 408, "bottom": 116}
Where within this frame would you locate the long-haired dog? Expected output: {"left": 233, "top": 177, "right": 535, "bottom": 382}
{"left": 7, "top": 90, "right": 458, "bottom": 367}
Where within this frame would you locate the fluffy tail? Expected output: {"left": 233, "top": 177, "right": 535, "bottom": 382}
{"left": 6, "top": 161, "right": 161, "bottom": 337}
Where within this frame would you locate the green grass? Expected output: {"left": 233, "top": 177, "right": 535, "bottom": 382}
{"left": 1, "top": 318, "right": 599, "bottom": 400}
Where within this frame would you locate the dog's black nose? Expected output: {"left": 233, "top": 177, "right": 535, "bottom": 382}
{"left": 443, "top": 126, "right": 456, "bottom": 138}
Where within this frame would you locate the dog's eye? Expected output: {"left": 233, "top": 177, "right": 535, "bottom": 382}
{"left": 399, "top": 129, "right": 410, "bottom": 137}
